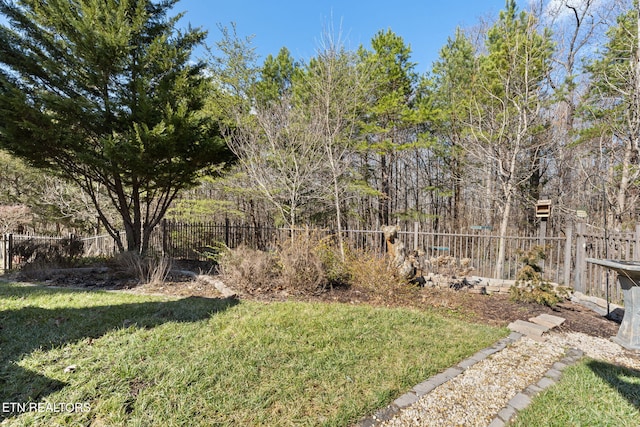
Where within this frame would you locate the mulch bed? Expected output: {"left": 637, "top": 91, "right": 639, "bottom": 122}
{"left": 12, "top": 265, "right": 621, "bottom": 339}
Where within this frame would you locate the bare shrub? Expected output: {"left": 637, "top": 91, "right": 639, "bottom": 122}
{"left": 112, "top": 252, "right": 173, "bottom": 285}
{"left": 215, "top": 244, "right": 280, "bottom": 294}
{"left": 277, "top": 232, "right": 329, "bottom": 294}
{"left": 345, "top": 249, "right": 408, "bottom": 293}
{"left": 13, "top": 235, "right": 84, "bottom": 270}
{"left": 216, "top": 231, "right": 412, "bottom": 297}
{"left": 427, "top": 255, "right": 474, "bottom": 277}
{"left": 215, "top": 231, "right": 346, "bottom": 295}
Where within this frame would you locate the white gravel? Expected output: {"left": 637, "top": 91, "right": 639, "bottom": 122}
{"left": 547, "top": 331, "right": 640, "bottom": 370}
{"left": 378, "top": 332, "right": 640, "bottom": 427}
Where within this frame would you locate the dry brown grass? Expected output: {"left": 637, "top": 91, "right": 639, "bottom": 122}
{"left": 216, "top": 231, "right": 334, "bottom": 295}
{"left": 342, "top": 249, "right": 419, "bottom": 304}
{"left": 344, "top": 249, "right": 407, "bottom": 291}
{"left": 215, "top": 244, "right": 281, "bottom": 293}
{"left": 277, "top": 232, "right": 331, "bottom": 294}
{"left": 111, "top": 252, "right": 173, "bottom": 285}
{"left": 216, "top": 231, "right": 413, "bottom": 297}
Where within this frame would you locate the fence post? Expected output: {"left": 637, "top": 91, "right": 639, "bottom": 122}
{"left": 161, "top": 219, "right": 168, "bottom": 257}
{"left": 564, "top": 224, "right": 573, "bottom": 287}
{"left": 0, "top": 234, "right": 5, "bottom": 272}
{"left": 225, "top": 217, "right": 230, "bottom": 248}
{"left": 2, "top": 233, "right": 13, "bottom": 271}
{"left": 538, "top": 219, "right": 547, "bottom": 247}
{"left": 574, "top": 222, "right": 586, "bottom": 293}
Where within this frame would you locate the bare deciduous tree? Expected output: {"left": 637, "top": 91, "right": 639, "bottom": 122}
{"left": 580, "top": 3, "right": 640, "bottom": 229}
{"left": 0, "top": 204, "right": 31, "bottom": 233}
{"left": 298, "top": 28, "right": 371, "bottom": 260}
{"left": 465, "top": 1, "right": 555, "bottom": 278}
{"left": 225, "top": 93, "right": 326, "bottom": 229}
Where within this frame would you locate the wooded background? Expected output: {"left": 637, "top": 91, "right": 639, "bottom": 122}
{"left": 0, "top": 0, "right": 638, "bottom": 262}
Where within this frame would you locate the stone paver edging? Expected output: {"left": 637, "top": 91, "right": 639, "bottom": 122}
{"left": 486, "top": 346, "right": 583, "bottom": 427}
{"left": 357, "top": 331, "right": 584, "bottom": 427}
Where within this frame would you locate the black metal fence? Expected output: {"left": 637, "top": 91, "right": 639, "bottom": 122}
{"left": 151, "top": 220, "right": 279, "bottom": 259}
{"left": 2, "top": 220, "right": 638, "bottom": 304}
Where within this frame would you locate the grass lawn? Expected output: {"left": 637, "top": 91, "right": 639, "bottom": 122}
{"left": 0, "top": 282, "right": 506, "bottom": 426}
{"left": 510, "top": 358, "right": 640, "bottom": 427}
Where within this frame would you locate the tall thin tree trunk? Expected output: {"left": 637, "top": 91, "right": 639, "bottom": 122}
{"left": 495, "top": 193, "right": 513, "bottom": 279}
{"left": 484, "top": 164, "right": 494, "bottom": 226}
{"left": 380, "top": 154, "right": 390, "bottom": 226}
{"left": 332, "top": 173, "right": 345, "bottom": 262}
{"left": 614, "top": 139, "right": 638, "bottom": 229}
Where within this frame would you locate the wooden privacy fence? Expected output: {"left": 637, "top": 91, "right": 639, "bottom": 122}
{"left": 574, "top": 223, "right": 640, "bottom": 305}
{"left": 2, "top": 220, "right": 639, "bottom": 304}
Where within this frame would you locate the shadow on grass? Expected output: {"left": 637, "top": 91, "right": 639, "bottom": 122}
{"left": 587, "top": 359, "right": 640, "bottom": 410}
{"left": 0, "top": 284, "right": 238, "bottom": 420}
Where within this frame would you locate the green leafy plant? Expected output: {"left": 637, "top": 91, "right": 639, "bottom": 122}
{"left": 310, "top": 234, "right": 351, "bottom": 287}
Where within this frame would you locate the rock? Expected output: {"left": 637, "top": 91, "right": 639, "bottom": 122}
{"left": 529, "top": 314, "right": 566, "bottom": 329}
{"left": 508, "top": 320, "right": 549, "bottom": 340}
{"left": 196, "top": 275, "right": 237, "bottom": 298}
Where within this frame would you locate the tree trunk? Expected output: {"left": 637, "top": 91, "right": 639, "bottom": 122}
{"left": 495, "top": 192, "right": 513, "bottom": 279}
{"left": 332, "top": 170, "right": 345, "bottom": 262}
{"left": 484, "top": 164, "right": 494, "bottom": 226}
{"left": 380, "top": 153, "right": 390, "bottom": 226}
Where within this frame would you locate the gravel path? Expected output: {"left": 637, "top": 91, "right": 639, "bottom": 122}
{"left": 547, "top": 331, "right": 640, "bottom": 371}
{"left": 362, "top": 331, "right": 640, "bottom": 427}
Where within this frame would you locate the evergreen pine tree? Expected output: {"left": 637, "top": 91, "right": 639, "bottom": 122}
{"left": 0, "top": 0, "right": 231, "bottom": 252}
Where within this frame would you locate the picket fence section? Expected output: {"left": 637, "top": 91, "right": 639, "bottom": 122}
{"left": 574, "top": 223, "right": 640, "bottom": 305}
{"left": 2, "top": 220, "right": 639, "bottom": 304}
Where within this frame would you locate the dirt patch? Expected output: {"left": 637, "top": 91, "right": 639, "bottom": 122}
{"left": 12, "top": 267, "right": 621, "bottom": 339}
{"left": 141, "top": 281, "right": 620, "bottom": 338}
{"left": 134, "top": 279, "right": 622, "bottom": 339}
{"left": 307, "top": 285, "right": 621, "bottom": 339}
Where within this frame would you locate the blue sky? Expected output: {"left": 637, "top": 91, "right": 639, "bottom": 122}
{"left": 176, "top": 0, "right": 514, "bottom": 71}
